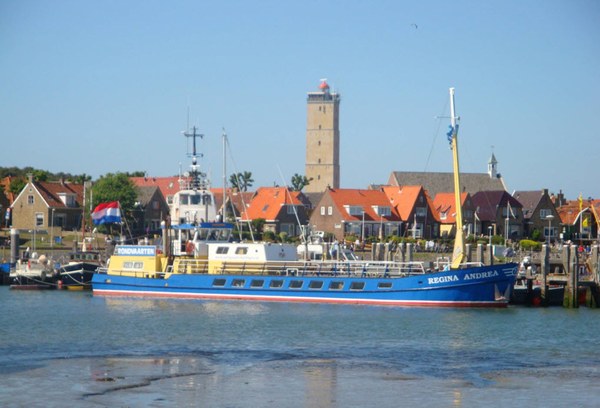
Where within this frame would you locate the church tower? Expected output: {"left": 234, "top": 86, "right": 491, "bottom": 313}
{"left": 305, "top": 79, "right": 340, "bottom": 193}
{"left": 488, "top": 153, "right": 498, "bottom": 178}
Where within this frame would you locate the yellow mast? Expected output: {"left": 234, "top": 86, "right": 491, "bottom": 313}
{"left": 449, "top": 88, "right": 466, "bottom": 269}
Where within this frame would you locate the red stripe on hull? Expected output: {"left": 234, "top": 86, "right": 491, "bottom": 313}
{"left": 93, "top": 289, "right": 507, "bottom": 308}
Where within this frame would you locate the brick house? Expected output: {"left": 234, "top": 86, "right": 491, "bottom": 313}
{"left": 382, "top": 185, "right": 439, "bottom": 239}
{"left": 432, "top": 192, "right": 476, "bottom": 238}
{"left": 11, "top": 175, "right": 85, "bottom": 232}
{"left": 309, "top": 188, "right": 402, "bottom": 241}
{"left": 240, "top": 187, "right": 310, "bottom": 237}
{"left": 471, "top": 190, "right": 524, "bottom": 240}
{"left": 513, "top": 189, "right": 560, "bottom": 240}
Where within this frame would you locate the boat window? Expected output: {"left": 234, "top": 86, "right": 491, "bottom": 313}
{"left": 289, "top": 280, "right": 303, "bottom": 289}
{"left": 378, "top": 282, "right": 392, "bottom": 289}
{"left": 198, "top": 229, "right": 209, "bottom": 240}
{"left": 232, "top": 279, "right": 245, "bottom": 287}
{"left": 250, "top": 279, "right": 264, "bottom": 288}
{"left": 309, "top": 281, "right": 324, "bottom": 289}
{"left": 212, "top": 278, "right": 226, "bottom": 287}
{"left": 350, "top": 282, "right": 365, "bottom": 291}
{"left": 219, "top": 229, "right": 231, "bottom": 240}
{"left": 329, "top": 281, "right": 344, "bottom": 290}
{"left": 235, "top": 247, "right": 248, "bottom": 255}
{"left": 270, "top": 280, "right": 283, "bottom": 288}
{"left": 180, "top": 194, "right": 188, "bottom": 205}
{"left": 190, "top": 194, "right": 201, "bottom": 205}
{"left": 216, "top": 247, "right": 229, "bottom": 254}
{"left": 123, "top": 261, "right": 144, "bottom": 270}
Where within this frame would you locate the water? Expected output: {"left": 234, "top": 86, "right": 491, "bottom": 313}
{"left": 1, "top": 287, "right": 599, "bottom": 407}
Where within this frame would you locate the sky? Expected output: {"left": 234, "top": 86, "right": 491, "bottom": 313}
{"left": 1, "top": 0, "right": 599, "bottom": 200}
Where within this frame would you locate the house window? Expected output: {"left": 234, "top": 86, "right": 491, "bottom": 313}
{"left": 28, "top": 195, "right": 34, "bottom": 205}
{"left": 35, "top": 213, "right": 44, "bottom": 227}
{"left": 287, "top": 205, "right": 297, "bottom": 215}
{"left": 280, "top": 223, "right": 295, "bottom": 236}
{"left": 415, "top": 207, "right": 427, "bottom": 217}
{"left": 321, "top": 206, "right": 325, "bottom": 215}
{"left": 328, "top": 206, "right": 333, "bottom": 215}
{"left": 464, "top": 210, "right": 473, "bottom": 219}
{"left": 344, "top": 205, "right": 363, "bottom": 216}
{"left": 372, "top": 206, "right": 391, "bottom": 216}
{"left": 539, "top": 209, "right": 551, "bottom": 219}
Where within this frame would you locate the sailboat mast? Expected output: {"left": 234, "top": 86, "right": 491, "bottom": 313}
{"left": 449, "top": 88, "right": 466, "bottom": 268}
{"left": 222, "top": 129, "right": 227, "bottom": 221}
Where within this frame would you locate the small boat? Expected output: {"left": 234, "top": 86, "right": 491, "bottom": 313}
{"left": 10, "top": 252, "right": 57, "bottom": 289}
{"left": 57, "top": 251, "right": 103, "bottom": 290}
{"left": 92, "top": 90, "right": 518, "bottom": 307}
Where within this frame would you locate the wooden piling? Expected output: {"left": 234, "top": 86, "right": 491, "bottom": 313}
{"left": 563, "top": 245, "right": 579, "bottom": 308}
{"left": 540, "top": 244, "right": 550, "bottom": 307}
{"left": 476, "top": 244, "right": 484, "bottom": 265}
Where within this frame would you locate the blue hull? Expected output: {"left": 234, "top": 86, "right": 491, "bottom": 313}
{"left": 92, "top": 263, "right": 518, "bottom": 307}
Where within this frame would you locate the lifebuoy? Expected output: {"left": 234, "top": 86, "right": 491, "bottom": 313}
{"left": 186, "top": 241, "right": 195, "bottom": 255}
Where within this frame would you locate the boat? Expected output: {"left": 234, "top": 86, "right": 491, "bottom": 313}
{"left": 57, "top": 250, "right": 103, "bottom": 290}
{"left": 92, "top": 90, "right": 518, "bottom": 307}
{"left": 10, "top": 251, "right": 57, "bottom": 289}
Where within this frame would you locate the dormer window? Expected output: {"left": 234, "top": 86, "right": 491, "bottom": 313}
{"left": 344, "top": 205, "right": 364, "bottom": 216}
{"left": 372, "top": 206, "right": 391, "bottom": 216}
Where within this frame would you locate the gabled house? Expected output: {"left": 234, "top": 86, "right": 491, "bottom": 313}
{"left": 310, "top": 188, "right": 403, "bottom": 241}
{"left": 11, "top": 175, "right": 84, "bottom": 232}
{"left": 133, "top": 186, "right": 170, "bottom": 236}
{"left": 471, "top": 190, "right": 524, "bottom": 240}
{"left": 432, "top": 192, "right": 476, "bottom": 238}
{"left": 0, "top": 176, "right": 18, "bottom": 227}
{"left": 513, "top": 189, "right": 560, "bottom": 240}
{"left": 241, "top": 187, "right": 309, "bottom": 237}
{"left": 211, "top": 188, "right": 255, "bottom": 222}
{"left": 556, "top": 198, "right": 600, "bottom": 243}
{"left": 382, "top": 185, "right": 439, "bottom": 239}
{"left": 130, "top": 176, "right": 181, "bottom": 206}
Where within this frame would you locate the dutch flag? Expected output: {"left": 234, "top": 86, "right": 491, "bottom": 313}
{"left": 92, "top": 201, "right": 122, "bottom": 225}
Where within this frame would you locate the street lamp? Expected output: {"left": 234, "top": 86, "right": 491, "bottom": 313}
{"left": 546, "top": 214, "right": 555, "bottom": 245}
{"left": 361, "top": 211, "right": 365, "bottom": 244}
{"left": 50, "top": 208, "right": 55, "bottom": 249}
{"left": 488, "top": 225, "right": 492, "bottom": 247}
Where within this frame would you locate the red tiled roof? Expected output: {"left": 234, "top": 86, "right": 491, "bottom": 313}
{"left": 35, "top": 181, "right": 85, "bottom": 208}
{"left": 241, "top": 187, "right": 305, "bottom": 221}
{"left": 557, "top": 199, "right": 600, "bottom": 226}
{"left": 130, "top": 176, "right": 180, "bottom": 200}
{"left": 381, "top": 185, "right": 423, "bottom": 221}
{"left": 328, "top": 188, "right": 401, "bottom": 222}
{"left": 433, "top": 192, "right": 468, "bottom": 224}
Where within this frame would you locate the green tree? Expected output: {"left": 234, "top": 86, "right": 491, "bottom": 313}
{"left": 229, "top": 171, "right": 254, "bottom": 192}
{"left": 32, "top": 169, "right": 50, "bottom": 182}
{"left": 9, "top": 178, "right": 26, "bottom": 195}
{"left": 92, "top": 173, "right": 138, "bottom": 226}
{"left": 290, "top": 173, "right": 313, "bottom": 191}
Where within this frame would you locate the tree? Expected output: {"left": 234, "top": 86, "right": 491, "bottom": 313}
{"left": 229, "top": 171, "right": 254, "bottom": 192}
{"left": 9, "top": 178, "right": 26, "bottom": 195}
{"left": 290, "top": 173, "right": 313, "bottom": 191}
{"left": 92, "top": 173, "right": 139, "bottom": 227}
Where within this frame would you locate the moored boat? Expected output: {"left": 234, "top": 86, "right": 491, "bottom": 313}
{"left": 92, "top": 90, "right": 518, "bottom": 307}
{"left": 57, "top": 251, "right": 103, "bottom": 290}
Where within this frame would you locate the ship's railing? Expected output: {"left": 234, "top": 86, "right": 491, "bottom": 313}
{"left": 95, "top": 266, "right": 166, "bottom": 279}
{"left": 217, "top": 260, "right": 427, "bottom": 278}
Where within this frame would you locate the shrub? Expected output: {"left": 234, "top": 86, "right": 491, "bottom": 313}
{"left": 520, "top": 239, "right": 542, "bottom": 251}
